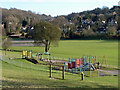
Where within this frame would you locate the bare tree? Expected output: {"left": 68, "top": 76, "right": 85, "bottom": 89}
{"left": 2, "top": 38, "right": 12, "bottom": 55}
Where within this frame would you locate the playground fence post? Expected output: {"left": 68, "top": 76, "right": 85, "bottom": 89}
{"left": 49, "top": 63, "right": 52, "bottom": 78}
{"left": 62, "top": 66, "right": 64, "bottom": 79}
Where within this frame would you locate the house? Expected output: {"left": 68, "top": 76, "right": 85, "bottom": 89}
{"left": 21, "top": 27, "right": 27, "bottom": 31}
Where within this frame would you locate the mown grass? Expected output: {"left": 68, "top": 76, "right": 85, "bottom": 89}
{"left": 2, "top": 60, "right": 118, "bottom": 88}
{"left": 9, "top": 40, "right": 118, "bottom": 68}
{"left": 1, "top": 40, "right": 118, "bottom": 88}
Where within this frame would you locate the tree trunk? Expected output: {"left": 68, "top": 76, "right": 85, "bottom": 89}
{"left": 45, "top": 43, "right": 48, "bottom": 52}
{"left": 45, "top": 40, "right": 50, "bottom": 52}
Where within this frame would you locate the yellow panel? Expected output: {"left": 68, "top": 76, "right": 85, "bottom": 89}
{"left": 23, "top": 50, "right": 26, "bottom": 55}
{"left": 91, "top": 56, "right": 93, "bottom": 64}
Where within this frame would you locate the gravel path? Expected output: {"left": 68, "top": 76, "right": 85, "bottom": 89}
{"left": 98, "top": 69, "right": 120, "bottom": 75}
{"left": 11, "top": 40, "right": 44, "bottom": 46}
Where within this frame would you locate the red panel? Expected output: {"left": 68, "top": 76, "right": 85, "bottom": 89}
{"left": 72, "top": 62, "right": 75, "bottom": 68}
{"left": 68, "top": 63, "right": 71, "bottom": 69}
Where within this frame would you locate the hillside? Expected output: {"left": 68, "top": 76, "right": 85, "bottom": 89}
{"left": 2, "top": 8, "right": 54, "bottom": 35}
{"left": 2, "top": 6, "right": 120, "bottom": 39}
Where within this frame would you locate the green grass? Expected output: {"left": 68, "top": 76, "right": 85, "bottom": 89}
{"left": 1, "top": 40, "right": 118, "bottom": 88}
{"left": 9, "top": 40, "right": 118, "bottom": 68}
{"left": 2, "top": 60, "right": 118, "bottom": 88}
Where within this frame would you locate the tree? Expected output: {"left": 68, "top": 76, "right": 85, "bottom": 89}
{"left": 4, "top": 15, "right": 19, "bottom": 34}
{"left": 22, "top": 20, "right": 28, "bottom": 27}
{"left": 82, "top": 29, "right": 96, "bottom": 38}
{"left": 117, "top": 11, "right": 120, "bottom": 30}
{"left": 2, "top": 38, "right": 12, "bottom": 55}
{"left": 33, "top": 21, "right": 61, "bottom": 52}
{"left": 106, "top": 26, "right": 117, "bottom": 37}
{"left": 50, "top": 16, "right": 68, "bottom": 28}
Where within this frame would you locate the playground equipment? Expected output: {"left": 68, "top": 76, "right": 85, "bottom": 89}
{"left": 81, "top": 72, "right": 84, "bottom": 80}
{"left": 22, "top": 50, "right": 39, "bottom": 60}
{"left": 64, "top": 55, "right": 99, "bottom": 74}
{"left": 22, "top": 50, "right": 51, "bottom": 61}
{"left": 22, "top": 50, "right": 106, "bottom": 80}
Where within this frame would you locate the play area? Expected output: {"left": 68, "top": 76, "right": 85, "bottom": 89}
{"left": 22, "top": 50, "right": 109, "bottom": 80}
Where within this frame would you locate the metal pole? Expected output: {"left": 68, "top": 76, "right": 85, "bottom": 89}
{"left": 80, "top": 58, "right": 81, "bottom": 73}
{"left": 75, "top": 59, "right": 77, "bottom": 74}
{"left": 89, "top": 56, "right": 91, "bottom": 77}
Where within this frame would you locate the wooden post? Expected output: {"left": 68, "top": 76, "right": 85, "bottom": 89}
{"left": 62, "top": 66, "right": 64, "bottom": 80}
{"left": 49, "top": 64, "right": 52, "bottom": 78}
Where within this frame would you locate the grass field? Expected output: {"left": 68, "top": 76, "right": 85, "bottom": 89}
{"left": 9, "top": 40, "right": 118, "bottom": 68}
{"left": 1, "top": 40, "right": 119, "bottom": 88}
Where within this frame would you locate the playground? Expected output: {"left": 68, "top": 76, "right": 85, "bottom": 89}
{"left": 1, "top": 40, "right": 119, "bottom": 88}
